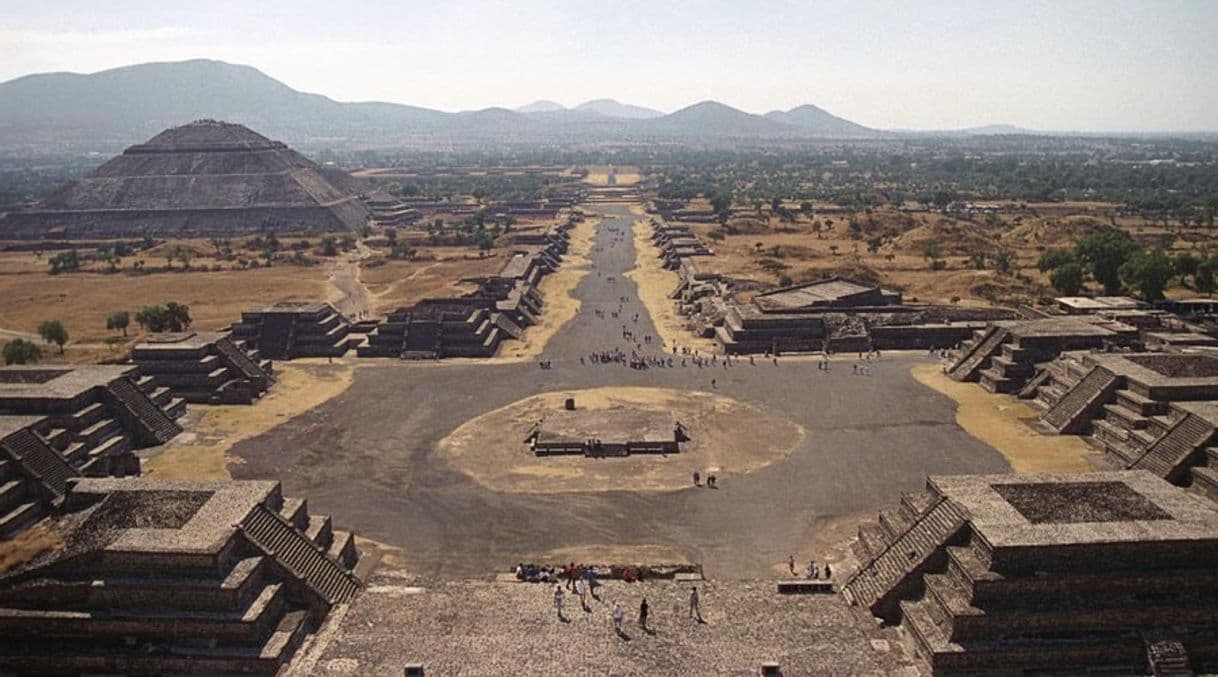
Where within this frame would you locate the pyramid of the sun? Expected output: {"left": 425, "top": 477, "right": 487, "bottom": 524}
{"left": 0, "top": 120, "right": 370, "bottom": 238}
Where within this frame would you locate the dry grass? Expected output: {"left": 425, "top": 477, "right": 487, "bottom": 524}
{"left": 362, "top": 250, "right": 503, "bottom": 316}
{"left": 910, "top": 363, "right": 1097, "bottom": 473}
{"left": 584, "top": 166, "right": 641, "bottom": 186}
{"left": 143, "top": 360, "right": 358, "bottom": 480}
{"left": 683, "top": 206, "right": 1218, "bottom": 307}
{"left": 0, "top": 522, "right": 62, "bottom": 575}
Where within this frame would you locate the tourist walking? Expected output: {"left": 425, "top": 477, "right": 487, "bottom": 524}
{"left": 639, "top": 598, "right": 649, "bottom": 629}
{"left": 612, "top": 602, "right": 625, "bottom": 633}
{"left": 575, "top": 578, "right": 588, "bottom": 611}
{"left": 689, "top": 586, "right": 702, "bottom": 621}
{"left": 788, "top": 555, "right": 796, "bottom": 576}
{"left": 554, "top": 585, "right": 565, "bottom": 620}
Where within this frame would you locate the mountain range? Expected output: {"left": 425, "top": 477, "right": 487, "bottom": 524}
{"left": 0, "top": 59, "right": 897, "bottom": 149}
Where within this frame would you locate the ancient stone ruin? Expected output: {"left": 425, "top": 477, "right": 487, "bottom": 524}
{"left": 0, "top": 365, "right": 185, "bottom": 537}
{"left": 525, "top": 405, "right": 688, "bottom": 457}
{"left": 359, "top": 237, "right": 567, "bottom": 359}
{"left": 0, "top": 477, "right": 361, "bottom": 674}
{"left": 0, "top": 120, "right": 371, "bottom": 238}
{"left": 844, "top": 470, "right": 1218, "bottom": 673}
{"left": 947, "top": 316, "right": 1140, "bottom": 392}
{"left": 231, "top": 302, "right": 358, "bottom": 360}
{"left": 131, "top": 331, "right": 274, "bottom": 404}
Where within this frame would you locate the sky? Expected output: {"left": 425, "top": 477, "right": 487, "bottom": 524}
{"left": 1, "top": 0, "right": 1216, "bottom": 131}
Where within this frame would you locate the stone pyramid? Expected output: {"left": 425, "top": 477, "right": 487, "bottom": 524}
{"left": 1, "top": 119, "right": 370, "bottom": 238}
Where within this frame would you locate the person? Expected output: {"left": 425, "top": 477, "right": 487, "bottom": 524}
{"left": 711, "top": 378, "right": 717, "bottom": 389}
{"left": 788, "top": 555, "right": 796, "bottom": 576}
{"left": 804, "top": 561, "right": 815, "bottom": 579}
{"left": 575, "top": 578, "right": 588, "bottom": 611}
{"left": 693, "top": 471, "right": 701, "bottom": 486}
{"left": 707, "top": 474, "right": 717, "bottom": 488}
{"left": 824, "top": 563, "right": 832, "bottom": 580}
{"left": 612, "top": 602, "right": 625, "bottom": 633}
{"left": 639, "top": 598, "right": 650, "bottom": 629}
{"left": 554, "top": 585, "right": 565, "bottom": 620}
{"left": 689, "top": 586, "right": 702, "bottom": 621}
{"left": 565, "top": 562, "right": 577, "bottom": 590}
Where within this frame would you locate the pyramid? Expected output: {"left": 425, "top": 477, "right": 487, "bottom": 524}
{"left": 1, "top": 120, "right": 370, "bottom": 238}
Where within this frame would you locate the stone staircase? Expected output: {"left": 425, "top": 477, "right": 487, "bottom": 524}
{"left": 1040, "top": 366, "right": 1121, "bottom": 434}
{"left": 215, "top": 336, "right": 271, "bottom": 384}
{"left": 948, "top": 326, "right": 1009, "bottom": 382}
{"left": 239, "top": 505, "right": 361, "bottom": 606}
{"left": 258, "top": 314, "right": 296, "bottom": 360}
{"left": 1130, "top": 413, "right": 1217, "bottom": 483}
{"left": 103, "top": 377, "right": 182, "bottom": 445}
{"left": 843, "top": 496, "right": 969, "bottom": 620}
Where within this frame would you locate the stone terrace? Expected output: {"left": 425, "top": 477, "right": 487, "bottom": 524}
{"left": 132, "top": 331, "right": 274, "bottom": 404}
{"left": 231, "top": 302, "right": 358, "bottom": 360}
{"left": 844, "top": 470, "right": 1218, "bottom": 674}
{"left": 303, "top": 574, "right": 925, "bottom": 676}
{"left": 0, "top": 477, "right": 361, "bottom": 675}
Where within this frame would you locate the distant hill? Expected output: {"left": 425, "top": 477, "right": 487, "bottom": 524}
{"left": 574, "top": 99, "right": 664, "bottom": 119}
{"left": 764, "top": 104, "right": 877, "bottom": 137}
{"left": 515, "top": 99, "right": 566, "bottom": 113}
{"left": 0, "top": 59, "right": 886, "bottom": 148}
{"left": 641, "top": 101, "right": 801, "bottom": 138}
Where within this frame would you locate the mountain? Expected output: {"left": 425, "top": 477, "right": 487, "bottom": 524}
{"left": 0, "top": 59, "right": 885, "bottom": 148}
{"left": 515, "top": 99, "right": 566, "bottom": 113}
{"left": 574, "top": 99, "right": 663, "bottom": 119}
{"left": 641, "top": 101, "right": 800, "bottom": 138}
{"left": 763, "top": 104, "right": 877, "bottom": 137}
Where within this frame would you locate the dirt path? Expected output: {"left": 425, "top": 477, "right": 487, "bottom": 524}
{"left": 910, "top": 363, "right": 1098, "bottom": 473}
{"left": 327, "top": 241, "right": 374, "bottom": 321}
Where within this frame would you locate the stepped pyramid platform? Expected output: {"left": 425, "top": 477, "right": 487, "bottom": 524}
{"left": 0, "top": 364, "right": 183, "bottom": 469}
{"left": 0, "top": 477, "right": 361, "bottom": 675}
{"left": 231, "top": 301, "right": 358, "bottom": 360}
{"left": 844, "top": 471, "right": 1218, "bottom": 674}
{"left": 1027, "top": 352, "right": 1218, "bottom": 503}
{"left": 132, "top": 331, "right": 275, "bottom": 404}
{"left": 358, "top": 247, "right": 557, "bottom": 360}
{"left": 947, "top": 316, "right": 1139, "bottom": 393}
{"left": 0, "top": 120, "right": 371, "bottom": 239}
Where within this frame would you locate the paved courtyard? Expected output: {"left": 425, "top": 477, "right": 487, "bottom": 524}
{"left": 297, "top": 575, "right": 927, "bottom": 676}
{"left": 230, "top": 204, "right": 1010, "bottom": 579}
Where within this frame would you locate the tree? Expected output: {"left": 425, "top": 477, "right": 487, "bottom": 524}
{"left": 1197, "top": 257, "right": 1218, "bottom": 296}
{"left": 320, "top": 236, "right": 338, "bottom": 257}
{"left": 3, "top": 339, "right": 41, "bottom": 365}
{"left": 799, "top": 201, "right": 813, "bottom": 218}
{"left": 1049, "top": 262, "right": 1084, "bottom": 295}
{"left": 106, "top": 311, "right": 130, "bottom": 336}
{"left": 993, "top": 250, "right": 1017, "bottom": 276}
{"left": 136, "top": 303, "right": 192, "bottom": 332}
{"left": 37, "top": 320, "right": 68, "bottom": 354}
{"left": 970, "top": 251, "right": 988, "bottom": 270}
{"left": 1174, "top": 252, "right": 1200, "bottom": 284}
{"left": 1037, "top": 249, "right": 1076, "bottom": 273}
{"left": 1120, "top": 249, "right": 1174, "bottom": 301}
{"left": 1075, "top": 230, "right": 1141, "bottom": 295}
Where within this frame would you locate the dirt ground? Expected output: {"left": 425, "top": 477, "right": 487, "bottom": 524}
{"left": 584, "top": 165, "right": 641, "bottom": 186}
{"left": 360, "top": 250, "right": 503, "bottom": 316}
{"left": 626, "top": 218, "right": 718, "bottom": 354}
{"left": 143, "top": 360, "right": 358, "bottom": 480}
{"left": 909, "top": 363, "right": 1098, "bottom": 473}
{"left": 438, "top": 386, "right": 804, "bottom": 493}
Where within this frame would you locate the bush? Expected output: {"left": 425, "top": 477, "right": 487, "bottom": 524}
{"left": 3, "top": 338, "right": 42, "bottom": 365}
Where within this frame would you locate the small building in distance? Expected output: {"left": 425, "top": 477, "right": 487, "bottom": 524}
{"left": 0, "top": 477, "right": 361, "bottom": 674}
{"left": 230, "top": 302, "right": 359, "bottom": 361}
{"left": 845, "top": 470, "right": 1218, "bottom": 674}
{"left": 131, "top": 331, "right": 274, "bottom": 404}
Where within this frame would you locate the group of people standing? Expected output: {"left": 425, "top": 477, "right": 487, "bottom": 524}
{"left": 552, "top": 582, "right": 704, "bottom": 633}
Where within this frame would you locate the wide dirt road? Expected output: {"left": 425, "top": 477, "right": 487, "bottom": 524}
{"left": 231, "top": 203, "right": 1009, "bottom": 578}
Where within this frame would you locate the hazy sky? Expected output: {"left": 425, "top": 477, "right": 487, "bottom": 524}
{"left": 2, "top": 0, "right": 1216, "bottom": 131}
